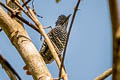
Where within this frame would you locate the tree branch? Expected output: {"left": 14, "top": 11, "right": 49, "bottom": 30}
{"left": 0, "top": 1, "right": 40, "bottom": 33}
{"left": 109, "top": 0, "right": 120, "bottom": 80}
{"left": 0, "top": 5, "right": 52, "bottom": 80}
{"left": 0, "top": 54, "right": 21, "bottom": 80}
{"left": 94, "top": 68, "right": 112, "bottom": 80}
{"left": 59, "top": 0, "right": 81, "bottom": 79}
{"left": 1, "top": 0, "right": 68, "bottom": 79}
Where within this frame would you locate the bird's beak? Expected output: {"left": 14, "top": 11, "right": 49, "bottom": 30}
{"left": 67, "top": 14, "right": 72, "bottom": 19}
{"left": 63, "top": 14, "right": 71, "bottom": 24}
{"left": 65, "top": 14, "right": 71, "bottom": 22}
{"left": 62, "top": 14, "right": 71, "bottom": 29}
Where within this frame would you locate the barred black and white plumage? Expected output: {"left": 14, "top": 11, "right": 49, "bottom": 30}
{"left": 40, "top": 14, "right": 71, "bottom": 64}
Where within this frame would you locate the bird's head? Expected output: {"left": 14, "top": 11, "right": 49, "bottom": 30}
{"left": 55, "top": 14, "right": 71, "bottom": 29}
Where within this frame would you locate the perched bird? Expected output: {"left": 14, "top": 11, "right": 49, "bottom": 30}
{"left": 40, "top": 14, "right": 71, "bottom": 64}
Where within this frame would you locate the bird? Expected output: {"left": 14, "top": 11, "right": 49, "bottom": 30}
{"left": 40, "top": 14, "right": 71, "bottom": 64}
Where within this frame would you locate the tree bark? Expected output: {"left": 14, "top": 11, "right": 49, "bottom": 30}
{"left": 0, "top": 6, "right": 52, "bottom": 80}
{"left": 109, "top": 0, "right": 120, "bottom": 80}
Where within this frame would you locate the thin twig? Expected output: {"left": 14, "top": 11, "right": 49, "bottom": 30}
{"left": 16, "top": 15, "right": 40, "bottom": 33}
{"left": 0, "top": 2, "right": 40, "bottom": 33}
{"left": 22, "top": 0, "right": 31, "bottom": 7}
{"left": 11, "top": 0, "right": 41, "bottom": 31}
{"left": 59, "top": 0, "right": 81, "bottom": 79}
{"left": 32, "top": 0, "right": 34, "bottom": 9}
{"left": 11, "top": 0, "right": 39, "bottom": 27}
{"left": 11, "top": 0, "right": 43, "bottom": 33}
{"left": 31, "top": 0, "right": 43, "bottom": 18}
{"left": 0, "top": 54, "right": 21, "bottom": 80}
{"left": 94, "top": 68, "right": 112, "bottom": 80}
{"left": 0, "top": 1, "right": 15, "bottom": 14}
{"left": 13, "top": 0, "right": 27, "bottom": 12}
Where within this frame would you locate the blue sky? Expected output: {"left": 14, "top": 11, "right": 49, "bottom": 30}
{"left": 0, "top": 0, "right": 112, "bottom": 80}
